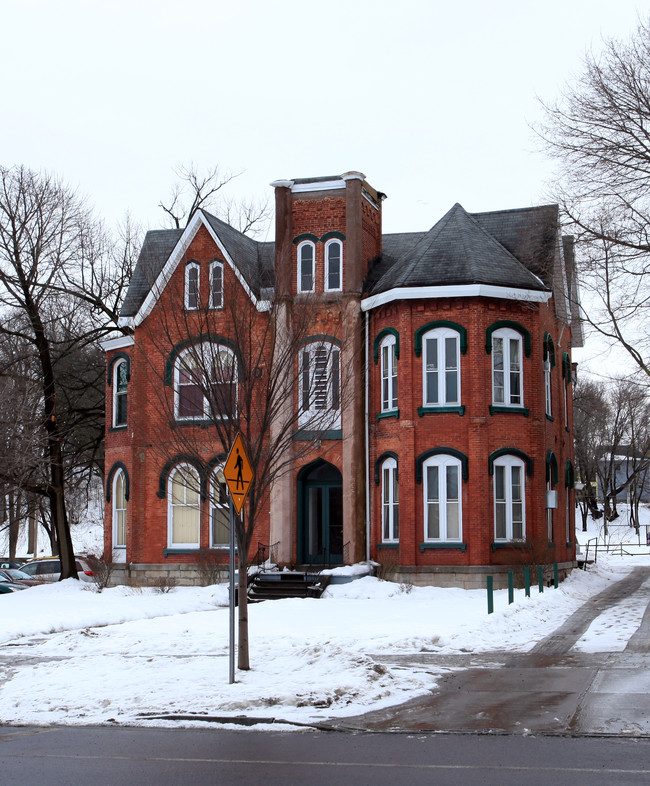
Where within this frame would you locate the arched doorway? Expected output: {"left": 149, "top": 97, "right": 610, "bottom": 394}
{"left": 298, "top": 460, "right": 343, "bottom": 565}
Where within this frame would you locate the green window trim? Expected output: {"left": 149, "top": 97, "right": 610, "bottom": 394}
{"left": 418, "top": 405, "right": 465, "bottom": 417}
{"left": 320, "top": 231, "right": 345, "bottom": 242}
{"left": 164, "top": 548, "right": 199, "bottom": 556}
{"left": 489, "top": 405, "right": 530, "bottom": 417}
{"left": 107, "top": 352, "right": 131, "bottom": 386}
{"left": 106, "top": 462, "right": 130, "bottom": 502}
{"left": 378, "top": 542, "right": 399, "bottom": 550}
{"left": 565, "top": 459, "right": 575, "bottom": 489}
{"left": 562, "top": 352, "right": 572, "bottom": 384}
{"left": 546, "top": 451, "right": 559, "bottom": 486}
{"left": 488, "top": 448, "right": 533, "bottom": 477}
{"left": 374, "top": 451, "right": 399, "bottom": 485}
{"left": 414, "top": 320, "right": 467, "bottom": 357}
{"left": 157, "top": 455, "right": 208, "bottom": 500}
{"left": 377, "top": 410, "right": 399, "bottom": 421}
{"left": 292, "top": 233, "right": 320, "bottom": 244}
{"left": 543, "top": 332, "right": 556, "bottom": 367}
{"left": 373, "top": 327, "right": 400, "bottom": 363}
{"left": 164, "top": 334, "right": 237, "bottom": 386}
{"left": 415, "top": 447, "right": 469, "bottom": 483}
{"left": 420, "top": 542, "right": 467, "bottom": 552}
{"left": 297, "top": 334, "right": 342, "bottom": 349}
{"left": 293, "top": 429, "right": 343, "bottom": 441}
{"left": 485, "top": 321, "right": 531, "bottom": 357}
{"left": 491, "top": 541, "right": 528, "bottom": 551}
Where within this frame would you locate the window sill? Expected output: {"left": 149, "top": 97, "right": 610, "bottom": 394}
{"left": 173, "top": 419, "right": 215, "bottom": 428}
{"left": 378, "top": 542, "right": 399, "bottom": 549}
{"left": 489, "top": 406, "right": 529, "bottom": 417}
{"left": 546, "top": 414, "right": 554, "bottom": 422}
{"left": 109, "top": 425, "right": 128, "bottom": 433}
{"left": 417, "top": 405, "right": 465, "bottom": 417}
{"left": 566, "top": 541, "right": 573, "bottom": 548}
{"left": 420, "top": 542, "right": 466, "bottom": 552}
{"left": 377, "top": 410, "right": 399, "bottom": 421}
{"left": 293, "top": 429, "right": 342, "bottom": 441}
{"left": 164, "top": 548, "right": 199, "bottom": 556}
{"left": 491, "top": 541, "right": 528, "bottom": 551}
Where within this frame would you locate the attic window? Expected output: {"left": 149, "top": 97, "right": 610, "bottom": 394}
{"left": 185, "top": 262, "right": 200, "bottom": 310}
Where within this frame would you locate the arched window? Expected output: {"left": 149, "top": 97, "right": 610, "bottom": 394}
{"left": 381, "top": 457, "right": 399, "bottom": 542}
{"left": 168, "top": 464, "right": 201, "bottom": 548}
{"left": 297, "top": 241, "right": 315, "bottom": 293}
{"left": 112, "top": 358, "right": 128, "bottom": 428}
{"left": 174, "top": 343, "right": 237, "bottom": 421}
{"left": 299, "top": 340, "right": 341, "bottom": 429}
{"left": 491, "top": 328, "right": 523, "bottom": 407}
{"left": 423, "top": 454, "right": 462, "bottom": 542}
{"left": 380, "top": 334, "right": 398, "bottom": 412}
{"left": 543, "top": 333, "right": 555, "bottom": 418}
{"left": 112, "top": 469, "right": 127, "bottom": 550}
{"left": 493, "top": 454, "right": 526, "bottom": 541}
{"left": 325, "top": 239, "right": 342, "bottom": 292}
{"left": 210, "top": 467, "right": 230, "bottom": 547}
{"left": 422, "top": 327, "right": 460, "bottom": 407}
{"left": 209, "top": 261, "right": 223, "bottom": 309}
{"left": 185, "top": 261, "right": 200, "bottom": 310}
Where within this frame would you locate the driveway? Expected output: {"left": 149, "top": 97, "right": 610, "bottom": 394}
{"left": 328, "top": 566, "right": 650, "bottom": 735}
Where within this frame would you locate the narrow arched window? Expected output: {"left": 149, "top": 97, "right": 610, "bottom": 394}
{"left": 325, "top": 239, "right": 342, "bottom": 292}
{"left": 209, "top": 261, "right": 223, "bottom": 309}
{"left": 112, "top": 358, "right": 128, "bottom": 428}
{"left": 168, "top": 464, "right": 201, "bottom": 548}
{"left": 185, "top": 262, "right": 200, "bottom": 310}
{"left": 112, "top": 469, "right": 127, "bottom": 549}
{"left": 299, "top": 340, "right": 341, "bottom": 429}
{"left": 297, "top": 241, "right": 315, "bottom": 293}
{"left": 491, "top": 328, "right": 523, "bottom": 407}
{"left": 423, "top": 454, "right": 462, "bottom": 542}
{"left": 493, "top": 454, "right": 526, "bottom": 541}
{"left": 210, "top": 467, "right": 230, "bottom": 547}
{"left": 380, "top": 334, "right": 398, "bottom": 412}
{"left": 381, "top": 457, "right": 399, "bottom": 542}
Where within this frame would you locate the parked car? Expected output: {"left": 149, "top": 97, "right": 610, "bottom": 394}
{"left": 0, "top": 559, "right": 26, "bottom": 570}
{"left": 19, "top": 557, "right": 95, "bottom": 583}
{"left": 0, "top": 574, "right": 27, "bottom": 593}
{"left": 0, "top": 568, "right": 40, "bottom": 587}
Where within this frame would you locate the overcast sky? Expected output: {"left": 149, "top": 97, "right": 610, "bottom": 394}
{"left": 2, "top": 0, "right": 645, "bottom": 370}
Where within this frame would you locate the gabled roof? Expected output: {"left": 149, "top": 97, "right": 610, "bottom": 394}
{"left": 367, "top": 203, "right": 547, "bottom": 296}
{"left": 119, "top": 210, "right": 274, "bottom": 325}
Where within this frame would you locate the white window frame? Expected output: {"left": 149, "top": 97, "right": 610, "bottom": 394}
{"left": 381, "top": 457, "right": 399, "bottom": 542}
{"left": 167, "top": 464, "right": 201, "bottom": 549}
{"left": 299, "top": 341, "right": 341, "bottom": 429}
{"left": 185, "top": 261, "right": 200, "bottom": 310}
{"left": 174, "top": 342, "right": 237, "bottom": 421}
{"left": 112, "top": 358, "right": 128, "bottom": 428}
{"left": 297, "top": 240, "right": 315, "bottom": 294}
{"left": 324, "top": 238, "right": 343, "bottom": 292}
{"left": 210, "top": 467, "right": 230, "bottom": 548}
{"left": 209, "top": 260, "right": 224, "bottom": 309}
{"left": 493, "top": 455, "right": 526, "bottom": 541}
{"left": 544, "top": 358, "right": 552, "bottom": 417}
{"left": 491, "top": 328, "right": 523, "bottom": 407}
{"left": 112, "top": 469, "right": 127, "bottom": 549}
{"left": 423, "top": 454, "right": 462, "bottom": 542}
{"left": 422, "top": 328, "right": 460, "bottom": 407}
{"left": 380, "top": 335, "right": 398, "bottom": 412}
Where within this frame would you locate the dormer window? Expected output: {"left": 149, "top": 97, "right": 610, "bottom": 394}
{"left": 325, "top": 239, "right": 342, "bottom": 292}
{"left": 297, "top": 241, "right": 315, "bottom": 293}
{"left": 185, "top": 262, "right": 200, "bottom": 310}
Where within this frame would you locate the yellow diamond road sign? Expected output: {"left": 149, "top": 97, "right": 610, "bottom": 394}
{"left": 224, "top": 433, "right": 253, "bottom": 515}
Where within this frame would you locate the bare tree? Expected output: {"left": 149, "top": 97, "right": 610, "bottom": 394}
{"left": 573, "top": 377, "right": 607, "bottom": 531}
{"left": 537, "top": 16, "right": 650, "bottom": 376}
{"left": 137, "top": 250, "right": 348, "bottom": 670}
{"left": 160, "top": 164, "right": 271, "bottom": 236}
{"left": 0, "top": 166, "right": 133, "bottom": 576}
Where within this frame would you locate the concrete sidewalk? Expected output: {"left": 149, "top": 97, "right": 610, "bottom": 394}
{"left": 325, "top": 566, "right": 650, "bottom": 735}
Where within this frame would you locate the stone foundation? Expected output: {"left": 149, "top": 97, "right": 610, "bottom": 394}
{"left": 108, "top": 562, "right": 229, "bottom": 588}
{"left": 393, "top": 561, "right": 576, "bottom": 590}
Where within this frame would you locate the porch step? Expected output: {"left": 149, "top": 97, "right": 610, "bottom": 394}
{"left": 247, "top": 571, "right": 330, "bottom": 602}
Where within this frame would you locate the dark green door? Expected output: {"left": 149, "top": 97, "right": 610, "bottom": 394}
{"left": 299, "top": 462, "right": 343, "bottom": 565}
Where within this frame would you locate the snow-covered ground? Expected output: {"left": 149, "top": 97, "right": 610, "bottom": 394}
{"left": 2, "top": 507, "right": 650, "bottom": 729}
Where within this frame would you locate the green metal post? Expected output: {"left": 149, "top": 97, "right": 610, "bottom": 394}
{"left": 524, "top": 566, "right": 530, "bottom": 597}
{"left": 487, "top": 575, "right": 494, "bottom": 614}
{"left": 554, "top": 563, "right": 559, "bottom": 588}
{"left": 538, "top": 565, "right": 544, "bottom": 593}
{"left": 508, "top": 571, "right": 514, "bottom": 604}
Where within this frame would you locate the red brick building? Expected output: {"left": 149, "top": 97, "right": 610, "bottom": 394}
{"left": 103, "top": 172, "right": 582, "bottom": 587}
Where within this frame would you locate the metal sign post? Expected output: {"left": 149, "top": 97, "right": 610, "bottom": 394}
{"left": 224, "top": 434, "right": 253, "bottom": 685}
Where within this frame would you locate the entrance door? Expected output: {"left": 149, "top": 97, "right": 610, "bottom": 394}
{"left": 299, "top": 461, "right": 343, "bottom": 565}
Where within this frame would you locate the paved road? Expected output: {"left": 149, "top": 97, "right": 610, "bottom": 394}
{"left": 2, "top": 725, "right": 650, "bottom": 785}
{"left": 330, "top": 566, "right": 650, "bottom": 735}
